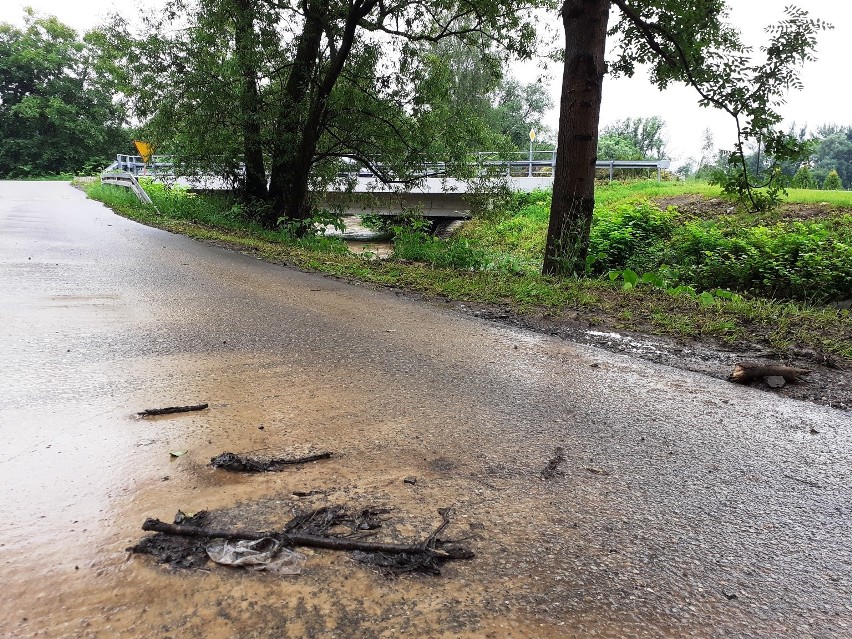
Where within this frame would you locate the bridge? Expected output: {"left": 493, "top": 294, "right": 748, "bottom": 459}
{"left": 102, "top": 153, "right": 671, "bottom": 218}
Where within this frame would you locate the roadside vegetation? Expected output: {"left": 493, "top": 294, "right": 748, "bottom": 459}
{"left": 461, "top": 185, "right": 852, "bottom": 304}
{"left": 84, "top": 178, "right": 852, "bottom": 361}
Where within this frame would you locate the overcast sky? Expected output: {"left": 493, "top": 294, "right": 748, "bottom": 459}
{"left": 2, "top": 0, "right": 847, "bottom": 165}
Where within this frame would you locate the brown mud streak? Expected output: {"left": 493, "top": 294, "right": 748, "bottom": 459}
{"left": 3, "top": 355, "right": 575, "bottom": 638}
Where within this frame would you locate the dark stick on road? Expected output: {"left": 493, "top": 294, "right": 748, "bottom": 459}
{"left": 138, "top": 403, "right": 210, "bottom": 416}
{"left": 541, "top": 446, "right": 566, "bottom": 480}
{"left": 210, "top": 451, "right": 333, "bottom": 472}
{"left": 141, "top": 516, "right": 474, "bottom": 559}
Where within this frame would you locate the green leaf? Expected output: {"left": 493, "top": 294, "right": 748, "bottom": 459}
{"left": 169, "top": 450, "right": 188, "bottom": 457}
{"left": 622, "top": 269, "right": 639, "bottom": 286}
{"left": 641, "top": 272, "right": 665, "bottom": 288}
{"left": 699, "top": 291, "right": 716, "bottom": 306}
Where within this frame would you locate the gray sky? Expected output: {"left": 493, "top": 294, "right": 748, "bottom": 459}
{"left": 2, "top": 0, "right": 848, "bottom": 165}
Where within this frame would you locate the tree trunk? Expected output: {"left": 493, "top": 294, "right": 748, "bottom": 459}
{"left": 233, "top": 0, "right": 268, "bottom": 202}
{"left": 542, "top": 0, "right": 610, "bottom": 276}
{"left": 264, "top": 6, "right": 325, "bottom": 229}
{"left": 275, "top": 126, "right": 321, "bottom": 230}
{"left": 265, "top": 0, "right": 378, "bottom": 232}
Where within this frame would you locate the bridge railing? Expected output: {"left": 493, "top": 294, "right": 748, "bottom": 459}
{"left": 99, "top": 171, "right": 155, "bottom": 205}
{"left": 104, "top": 152, "right": 671, "bottom": 184}
{"left": 475, "top": 151, "right": 671, "bottom": 181}
{"left": 105, "top": 154, "right": 175, "bottom": 175}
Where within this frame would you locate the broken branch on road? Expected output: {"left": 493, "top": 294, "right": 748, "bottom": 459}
{"left": 729, "top": 363, "right": 811, "bottom": 385}
{"left": 138, "top": 403, "right": 209, "bottom": 416}
{"left": 132, "top": 506, "right": 473, "bottom": 575}
{"left": 541, "top": 446, "right": 565, "bottom": 480}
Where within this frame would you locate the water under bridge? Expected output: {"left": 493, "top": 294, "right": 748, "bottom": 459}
{"left": 102, "top": 153, "right": 671, "bottom": 218}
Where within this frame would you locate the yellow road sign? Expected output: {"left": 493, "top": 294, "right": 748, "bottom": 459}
{"left": 133, "top": 141, "right": 154, "bottom": 163}
{"left": 529, "top": 129, "right": 536, "bottom": 142}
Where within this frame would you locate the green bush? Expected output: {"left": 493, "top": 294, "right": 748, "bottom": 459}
{"left": 823, "top": 169, "right": 843, "bottom": 191}
{"left": 392, "top": 218, "right": 489, "bottom": 270}
{"left": 791, "top": 165, "right": 817, "bottom": 189}
{"left": 584, "top": 196, "right": 852, "bottom": 302}
{"left": 456, "top": 190, "right": 550, "bottom": 265}
{"left": 668, "top": 220, "right": 852, "bottom": 302}
{"left": 589, "top": 200, "right": 677, "bottom": 273}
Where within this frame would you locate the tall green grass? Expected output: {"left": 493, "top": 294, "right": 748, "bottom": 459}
{"left": 460, "top": 182, "right": 852, "bottom": 303}
{"left": 86, "top": 181, "right": 349, "bottom": 254}
{"left": 784, "top": 188, "right": 852, "bottom": 206}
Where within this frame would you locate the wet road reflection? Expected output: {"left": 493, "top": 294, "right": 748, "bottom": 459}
{"left": 1, "top": 181, "right": 849, "bottom": 638}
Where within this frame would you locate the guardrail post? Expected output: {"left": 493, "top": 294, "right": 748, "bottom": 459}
{"left": 99, "top": 171, "right": 154, "bottom": 206}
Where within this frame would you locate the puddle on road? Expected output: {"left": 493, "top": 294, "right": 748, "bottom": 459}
{"left": 3, "top": 348, "right": 847, "bottom": 638}
{"left": 1, "top": 352, "right": 573, "bottom": 638}
{"left": 584, "top": 330, "right": 666, "bottom": 356}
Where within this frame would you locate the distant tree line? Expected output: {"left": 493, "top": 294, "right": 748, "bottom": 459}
{"left": 787, "top": 124, "right": 852, "bottom": 190}
{"left": 678, "top": 124, "right": 851, "bottom": 190}
{"left": 0, "top": 9, "right": 549, "bottom": 181}
{"left": 0, "top": 10, "right": 132, "bottom": 178}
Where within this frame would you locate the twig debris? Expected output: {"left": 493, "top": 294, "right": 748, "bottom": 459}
{"left": 210, "top": 451, "right": 333, "bottom": 472}
{"left": 541, "top": 447, "right": 566, "bottom": 480}
{"left": 138, "top": 403, "right": 209, "bottom": 416}
{"left": 134, "top": 506, "right": 473, "bottom": 575}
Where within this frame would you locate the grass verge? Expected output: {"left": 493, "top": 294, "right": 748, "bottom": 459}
{"left": 81, "top": 180, "right": 852, "bottom": 361}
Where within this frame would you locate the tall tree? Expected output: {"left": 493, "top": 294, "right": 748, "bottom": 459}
{"left": 544, "top": 0, "right": 610, "bottom": 277}
{"left": 543, "top": 2, "right": 829, "bottom": 276}
{"left": 489, "top": 77, "right": 554, "bottom": 150}
{"left": 694, "top": 126, "right": 718, "bottom": 178}
{"left": 0, "top": 10, "right": 129, "bottom": 178}
{"left": 596, "top": 134, "right": 642, "bottom": 161}
{"left": 109, "top": 0, "right": 540, "bottom": 230}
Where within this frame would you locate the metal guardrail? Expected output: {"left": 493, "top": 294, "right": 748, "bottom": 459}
{"left": 100, "top": 171, "right": 155, "bottom": 206}
{"left": 109, "top": 154, "right": 174, "bottom": 175}
{"left": 473, "top": 152, "right": 671, "bottom": 180}
{"left": 345, "top": 152, "right": 671, "bottom": 182}
{"left": 103, "top": 152, "right": 672, "bottom": 187}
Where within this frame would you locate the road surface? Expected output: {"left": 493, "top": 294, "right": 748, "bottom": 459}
{"left": 1, "top": 181, "right": 849, "bottom": 638}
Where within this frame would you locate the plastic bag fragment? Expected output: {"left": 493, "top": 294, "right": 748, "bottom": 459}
{"left": 205, "top": 538, "right": 306, "bottom": 575}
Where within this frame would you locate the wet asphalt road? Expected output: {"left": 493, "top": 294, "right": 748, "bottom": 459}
{"left": 1, "top": 181, "right": 850, "bottom": 638}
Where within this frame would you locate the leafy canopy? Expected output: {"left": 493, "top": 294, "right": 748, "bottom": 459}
{"left": 0, "top": 10, "right": 129, "bottom": 178}
{"left": 102, "top": 0, "right": 545, "bottom": 226}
